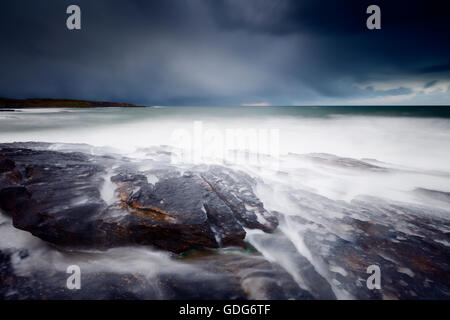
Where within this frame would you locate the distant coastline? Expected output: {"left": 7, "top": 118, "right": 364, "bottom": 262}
{"left": 0, "top": 97, "right": 149, "bottom": 109}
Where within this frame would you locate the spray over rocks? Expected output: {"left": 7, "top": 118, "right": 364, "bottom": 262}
{"left": 0, "top": 143, "right": 277, "bottom": 253}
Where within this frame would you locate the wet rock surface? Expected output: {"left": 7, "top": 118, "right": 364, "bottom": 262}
{"left": 0, "top": 246, "right": 310, "bottom": 300}
{"left": 255, "top": 186, "right": 450, "bottom": 299}
{"left": 0, "top": 143, "right": 277, "bottom": 253}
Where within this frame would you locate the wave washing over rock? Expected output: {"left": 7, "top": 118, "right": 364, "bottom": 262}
{"left": 1, "top": 141, "right": 449, "bottom": 300}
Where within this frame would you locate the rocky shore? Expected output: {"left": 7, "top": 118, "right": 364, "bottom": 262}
{"left": 0, "top": 98, "right": 148, "bottom": 109}
{"left": 0, "top": 142, "right": 449, "bottom": 300}
{"left": 0, "top": 142, "right": 307, "bottom": 300}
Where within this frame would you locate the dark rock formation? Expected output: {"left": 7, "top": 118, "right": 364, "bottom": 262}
{"left": 0, "top": 247, "right": 308, "bottom": 300}
{"left": 0, "top": 144, "right": 277, "bottom": 253}
{"left": 0, "top": 97, "right": 149, "bottom": 109}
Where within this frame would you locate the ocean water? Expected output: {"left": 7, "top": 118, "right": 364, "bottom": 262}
{"left": 1, "top": 106, "right": 450, "bottom": 169}
{"left": 1, "top": 106, "right": 450, "bottom": 299}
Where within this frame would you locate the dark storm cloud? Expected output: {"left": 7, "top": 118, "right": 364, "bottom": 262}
{"left": 424, "top": 80, "right": 438, "bottom": 89}
{"left": 0, "top": 0, "right": 449, "bottom": 105}
{"left": 420, "top": 64, "right": 450, "bottom": 74}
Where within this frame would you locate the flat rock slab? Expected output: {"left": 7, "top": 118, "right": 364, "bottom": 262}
{"left": 0, "top": 144, "right": 277, "bottom": 253}
{"left": 0, "top": 247, "right": 308, "bottom": 300}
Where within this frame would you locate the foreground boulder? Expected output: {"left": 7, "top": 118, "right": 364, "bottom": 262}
{"left": 0, "top": 144, "right": 277, "bottom": 253}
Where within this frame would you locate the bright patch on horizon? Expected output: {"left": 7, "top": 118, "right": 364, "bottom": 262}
{"left": 241, "top": 102, "right": 271, "bottom": 107}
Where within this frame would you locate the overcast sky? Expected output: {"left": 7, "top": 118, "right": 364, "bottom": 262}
{"left": 1, "top": 0, "right": 450, "bottom": 106}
